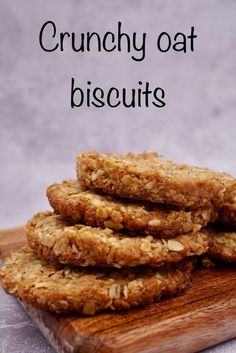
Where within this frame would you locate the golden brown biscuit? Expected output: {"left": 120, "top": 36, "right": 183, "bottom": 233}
{"left": 0, "top": 246, "right": 194, "bottom": 314}
{"left": 217, "top": 203, "right": 236, "bottom": 228}
{"left": 76, "top": 151, "right": 234, "bottom": 209}
{"left": 26, "top": 212, "right": 208, "bottom": 268}
{"left": 207, "top": 227, "right": 236, "bottom": 263}
{"left": 217, "top": 181, "right": 236, "bottom": 228}
{"left": 47, "top": 180, "right": 217, "bottom": 237}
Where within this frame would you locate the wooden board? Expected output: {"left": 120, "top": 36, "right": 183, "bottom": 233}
{"left": 0, "top": 227, "right": 236, "bottom": 353}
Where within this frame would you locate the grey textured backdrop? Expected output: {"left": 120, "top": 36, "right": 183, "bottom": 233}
{"left": 0, "top": 1, "right": 236, "bottom": 353}
{"left": 1, "top": 0, "right": 236, "bottom": 228}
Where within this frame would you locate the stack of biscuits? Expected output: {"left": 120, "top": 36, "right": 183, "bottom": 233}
{"left": 0, "top": 151, "right": 235, "bottom": 315}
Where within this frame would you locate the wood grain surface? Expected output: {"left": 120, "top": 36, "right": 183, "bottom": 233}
{"left": 0, "top": 227, "right": 236, "bottom": 353}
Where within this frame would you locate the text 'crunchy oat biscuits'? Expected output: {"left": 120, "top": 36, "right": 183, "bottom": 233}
{"left": 47, "top": 180, "right": 217, "bottom": 237}
{"left": 0, "top": 247, "right": 194, "bottom": 315}
{"left": 76, "top": 151, "right": 234, "bottom": 208}
{"left": 26, "top": 212, "right": 208, "bottom": 268}
{"left": 207, "top": 227, "right": 236, "bottom": 263}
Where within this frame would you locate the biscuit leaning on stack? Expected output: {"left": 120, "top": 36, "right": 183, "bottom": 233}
{"left": 205, "top": 181, "right": 236, "bottom": 264}
{"left": 0, "top": 151, "right": 235, "bottom": 315}
{"left": 75, "top": 151, "right": 236, "bottom": 265}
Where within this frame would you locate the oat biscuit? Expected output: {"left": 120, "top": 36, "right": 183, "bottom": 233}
{"left": 0, "top": 247, "right": 194, "bottom": 314}
{"left": 47, "top": 180, "right": 217, "bottom": 237}
{"left": 217, "top": 182, "right": 236, "bottom": 228}
{"left": 76, "top": 151, "right": 234, "bottom": 208}
{"left": 207, "top": 228, "right": 236, "bottom": 263}
{"left": 217, "top": 203, "right": 236, "bottom": 228}
{"left": 26, "top": 212, "right": 208, "bottom": 268}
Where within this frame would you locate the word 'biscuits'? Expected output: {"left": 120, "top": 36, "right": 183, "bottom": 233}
{"left": 26, "top": 212, "right": 208, "bottom": 268}
{"left": 47, "top": 180, "right": 217, "bottom": 237}
{"left": 76, "top": 151, "right": 234, "bottom": 209}
{"left": 0, "top": 247, "right": 194, "bottom": 315}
